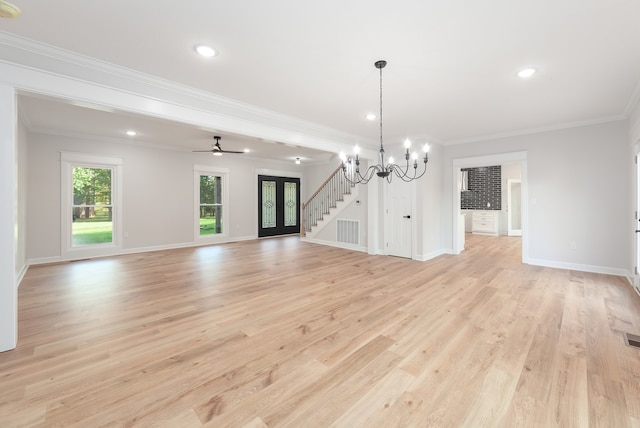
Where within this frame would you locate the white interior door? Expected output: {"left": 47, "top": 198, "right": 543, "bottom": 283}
{"left": 386, "top": 179, "right": 412, "bottom": 258}
{"left": 507, "top": 178, "right": 522, "bottom": 236}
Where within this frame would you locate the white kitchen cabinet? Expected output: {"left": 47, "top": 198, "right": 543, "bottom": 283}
{"left": 472, "top": 210, "right": 499, "bottom": 235}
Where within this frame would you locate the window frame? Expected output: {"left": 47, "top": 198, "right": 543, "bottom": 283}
{"left": 60, "top": 152, "right": 123, "bottom": 260}
{"left": 194, "top": 165, "right": 229, "bottom": 242}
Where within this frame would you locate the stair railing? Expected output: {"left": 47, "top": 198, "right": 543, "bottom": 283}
{"left": 301, "top": 163, "right": 354, "bottom": 236}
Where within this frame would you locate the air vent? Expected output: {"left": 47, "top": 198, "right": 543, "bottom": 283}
{"left": 624, "top": 332, "right": 640, "bottom": 349}
{"left": 337, "top": 219, "right": 359, "bottom": 245}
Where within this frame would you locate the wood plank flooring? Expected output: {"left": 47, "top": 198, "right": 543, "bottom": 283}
{"left": 2, "top": 234, "right": 640, "bottom": 427}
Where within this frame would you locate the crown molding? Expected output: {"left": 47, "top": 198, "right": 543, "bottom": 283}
{"left": 443, "top": 115, "right": 627, "bottom": 146}
{"left": 623, "top": 76, "right": 640, "bottom": 119}
{"left": 0, "top": 31, "right": 369, "bottom": 154}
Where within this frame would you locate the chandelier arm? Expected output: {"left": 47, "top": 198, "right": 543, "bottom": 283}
{"left": 393, "top": 162, "right": 428, "bottom": 182}
{"left": 342, "top": 162, "right": 381, "bottom": 185}
{"left": 341, "top": 60, "right": 430, "bottom": 185}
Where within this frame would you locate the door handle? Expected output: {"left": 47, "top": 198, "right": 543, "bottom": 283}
{"left": 403, "top": 215, "right": 411, "bottom": 219}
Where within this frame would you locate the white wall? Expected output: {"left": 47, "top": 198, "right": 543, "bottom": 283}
{"left": 416, "top": 142, "right": 444, "bottom": 260}
{"left": 629, "top": 101, "right": 640, "bottom": 279}
{"left": 0, "top": 84, "right": 17, "bottom": 352}
{"left": 303, "top": 159, "right": 342, "bottom": 201}
{"left": 302, "top": 158, "right": 370, "bottom": 248}
{"left": 15, "top": 117, "right": 28, "bottom": 281}
{"left": 27, "top": 132, "right": 309, "bottom": 262}
{"left": 443, "top": 120, "right": 630, "bottom": 275}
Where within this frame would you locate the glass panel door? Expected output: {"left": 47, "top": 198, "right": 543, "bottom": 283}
{"left": 284, "top": 182, "right": 298, "bottom": 227}
{"left": 258, "top": 175, "right": 300, "bottom": 237}
{"left": 262, "top": 180, "right": 277, "bottom": 229}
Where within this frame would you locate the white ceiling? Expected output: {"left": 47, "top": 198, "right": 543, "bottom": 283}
{"left": 3, "top": 0, "right": 640, "bottom": 159}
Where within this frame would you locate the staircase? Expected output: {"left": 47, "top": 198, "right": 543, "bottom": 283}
{"left": 301, "top": 164, "right": 357, "bottom": 237}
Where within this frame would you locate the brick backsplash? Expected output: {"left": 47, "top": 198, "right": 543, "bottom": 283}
{"left": 460, "top": 166, "right": 501, "bottom": 210}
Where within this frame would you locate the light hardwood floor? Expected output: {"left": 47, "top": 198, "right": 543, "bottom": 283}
{"left": 2, "top": 234, "right": 640, "bottom": 427}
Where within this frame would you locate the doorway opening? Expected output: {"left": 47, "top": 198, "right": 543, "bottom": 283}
{"left": 452, "top": 152, "right": 528, "bottom": 263}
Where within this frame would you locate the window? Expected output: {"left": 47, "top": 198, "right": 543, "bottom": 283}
{"left": 194, "top": 165, "right": 229, "bottom": 240}
{"left": 72, "top": 167, "right": 113, "bottom": 246}
{"left": 61, "top": 152, "right": 122, "bottom": 259}
{"left": 199, "top": 175, "right": 223, "bottom": 235}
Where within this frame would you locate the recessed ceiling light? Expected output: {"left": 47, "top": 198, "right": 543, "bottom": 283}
{"left": 195, "top": 45, "right": 217, "bottom": 58}
{"left": 366, "top": 113, "right": 376, "bottom": 121}
{"left": 125, "top": 130, "right": 137, "bottom": 136}
{"left": 295, "top": 158, "right": 301, "bottom": 165}
{"left": 243, "top": 148, "right": 250, "bottom": 153}
{"left": 517, "top": 68, "right": 536, "bottom": 78}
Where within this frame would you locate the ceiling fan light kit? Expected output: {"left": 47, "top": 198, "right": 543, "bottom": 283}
{"left": 341, "top": 60, "right": 429, "bottom": 185}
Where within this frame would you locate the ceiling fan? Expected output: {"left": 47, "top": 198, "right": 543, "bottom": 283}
{"left": 193, "top": 136, "right": 244, "bottom": 156}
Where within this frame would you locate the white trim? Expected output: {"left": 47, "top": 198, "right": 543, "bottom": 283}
{"left": 452, "top": 151, "right": 529, "bottom": 264}
{"left": 623, "top": 76, "right": 640, "bottom": 118}
{"left": 0, "top": 41, "right": 364, "bottom": 155}
{"left": 60, "top": 151, "right": 123, "bottom": 165}
{"left": 60, "top": 151, "right": 124, "bottom": 260}
{"left": 194, "top": 165, "right": 230, "bottom": 242}
{"left": 415, "top": 248, "right": 448, "bottom": 262}
{"left": 0, "top": 84, "right": 17, "bottom": 352}
{"left": 256, "top": 168, "right": 303, "bottom": 179}
{"left": 16, "top": 263, "right": 28, "bottom": 287}
{"left": 28, "top": 235, "right": 257, "bottom": 266}
{"left": 300, "top": 236, "right": 367, "bottom": 253}
{"left": 527, "top": 258, "right": 629, "bottom": 278}
{"left": 445, "top": 117, "right": 627, "bottom": 146}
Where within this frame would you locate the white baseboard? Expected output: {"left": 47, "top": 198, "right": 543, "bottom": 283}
{"left": 415, "top": 248, "right": 448, "bottom": 261}
{"left": 16, "top": 264, "right": 29, "bottom": 287}
{"left": 527, "top": 257, "right": 629, "bottom": 277}
{"left": 28, "top": 235, "right": 257, "bottom": 265}
{"left": 300, "top": 236, "right": 367, "bottom": 253}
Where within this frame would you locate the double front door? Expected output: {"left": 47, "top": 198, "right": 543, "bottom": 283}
{"left": 258, "top": 175, "right": 300, "bottom": 237}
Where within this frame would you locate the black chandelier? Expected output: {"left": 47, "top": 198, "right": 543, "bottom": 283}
{"left": 341, "top": 60, "right": 429, "bottom": 184}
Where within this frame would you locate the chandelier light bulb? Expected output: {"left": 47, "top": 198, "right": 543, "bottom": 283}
{"left": 412, "top": 152, "right": 418, "bottom": 160}
{"left": 339, "top": 152, "right": 347, "bottom": 162}
{"left": 423, "top": 143, "right": 430, "bottom": 153}
{"left": 388, "top": 156, "right": 395, "bottom": 165}
{"left": 404, "top": 139, "right": 411, "bottom": 149}
{"left": 354, "top": 145, "right": 361, "bottom": 155}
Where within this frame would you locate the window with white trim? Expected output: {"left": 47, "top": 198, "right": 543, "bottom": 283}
{"left": 194, "top": 165, "right": 229, "bottom": 240}
{"left": 61, "top": 152, "right": 123, "bottom": 259}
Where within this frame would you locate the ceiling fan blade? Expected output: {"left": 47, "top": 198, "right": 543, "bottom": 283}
{"left": 193, "top": 135, "right": 244, "bottom": 154}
